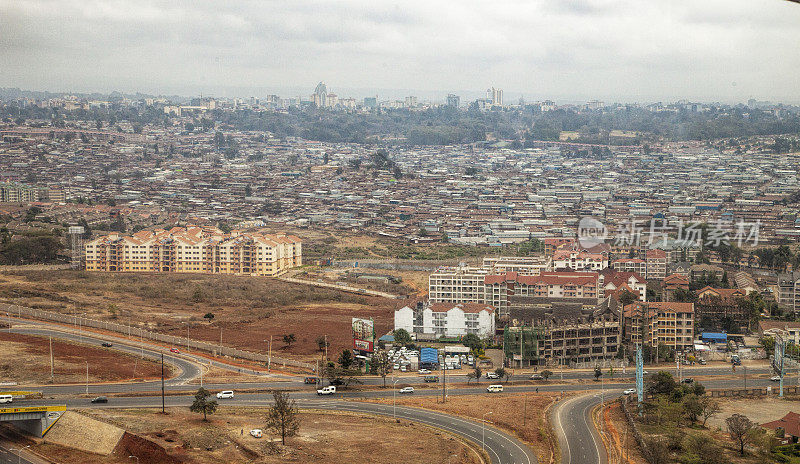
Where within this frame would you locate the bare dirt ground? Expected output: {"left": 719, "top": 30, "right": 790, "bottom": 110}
{"left": 708, "top": 395, "right": 800, "bottom": 431}
{"left": 0, "top": 331, "right": 166, "bottom": 385}
{"left": 0, "top": 270, "right": 397, "bottom": 363}
{"left": 34, "top": 407, "right": 481, "bottom": 464}
{"left": 603, "top": 401, "right": 647, "bottom": 464}
{"left": 365, "top": 392, "right": 560, "bottom": 464}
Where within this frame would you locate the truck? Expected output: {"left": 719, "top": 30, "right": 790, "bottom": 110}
{"left": 317, "top": 385, "right": 336, "bottom": 395}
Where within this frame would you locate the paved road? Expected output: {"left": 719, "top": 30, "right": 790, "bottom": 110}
{"left": 552, "top": 392, "right": 611, "bottom": 464}
{"left": 13, "top": 394, "right": 535, "bottom": 464}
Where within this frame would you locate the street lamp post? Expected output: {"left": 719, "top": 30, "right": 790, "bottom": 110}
{"left": 9, "top": 445, "right": 30, "bottom": 464}
{"left": 482, "top": 411, "right": 493, "bottom": 451}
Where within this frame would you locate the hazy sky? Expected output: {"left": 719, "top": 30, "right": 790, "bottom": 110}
{"left": 2, "top": 0, "right": 799, "bottom": 103}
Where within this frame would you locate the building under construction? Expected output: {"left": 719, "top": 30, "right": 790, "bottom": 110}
{"left": 504, "top": 297, "right": 622, "bottom": 367}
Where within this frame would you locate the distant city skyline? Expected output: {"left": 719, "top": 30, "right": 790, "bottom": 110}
{"left": 2, "top": 1, "right": 799, "bottom": 103}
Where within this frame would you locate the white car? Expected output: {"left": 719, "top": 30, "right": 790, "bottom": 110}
{"left": 486, "top": 372, "right": 499, "bottom": 379}
{"left": 487, "top": 384, "right": 503, "bottom": 393}
{"left": 216, "top": 390, "right": 234, "bottom": 399}
{"left": 771, "top": 375, "right": 782, "bottom": 382}
{"left": 623, "top": 388, "right": 636, "bottom": 395}
{"left": 419, "top": 369, "right": 431, "bottom": 375}
{"left": 317, "top": 386, "right": 336, "bottom": 395}
{"left": 393, "top": 364, "right": 400, "bottom": 370}
{"left": 249, "top": 429, "right": 262, "bottom": 438}
{"left": 399, "top": 386, "right": 415, "bottom": 394}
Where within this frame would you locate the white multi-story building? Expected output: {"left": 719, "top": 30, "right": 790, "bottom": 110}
{"left": 482, "top": 256, "right": 551, "bottom": 275}
{"left": 395, "top": 301, "right": 496, "bottom": 339}
{"left": 611, "top": 258, "right": 647, "bottom": 276}
{"left": 428, "top": 265, "right": 490, "bottom": 304}
{"left": 553, "top": 250, "right": 608, "bottom": 271}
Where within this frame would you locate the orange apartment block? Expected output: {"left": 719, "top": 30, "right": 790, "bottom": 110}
{"left": 84, "top": 226, "right": 302, "bottom": 277}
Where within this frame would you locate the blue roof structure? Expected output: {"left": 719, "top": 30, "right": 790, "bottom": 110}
{"left": 701, "top": 332, "right": 727, "bottom": 342}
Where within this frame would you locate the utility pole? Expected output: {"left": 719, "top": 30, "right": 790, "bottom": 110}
{"left": 85, "top": 361, "right": 89, "bottom": 395}
{"left": 268, "top": 335, "right": 272, "bottom": 373}
{"left": 324, "top": 334, "right": 328, "bottom": 363}
{"left": 161, "top": 352, "right": 165, "bottom": 414}
{"left": 49, "top": 336, "right": 54, "bottom": 382}
{"left": 523, "top": 395, "right": 527, "bottom": 427}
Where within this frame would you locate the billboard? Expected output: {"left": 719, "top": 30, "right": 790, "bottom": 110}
{"left": 420, "top": 347, "right": 439, "bottom": 364}
{"left": 352, "top": 317, "right": 374, "bottom": 352}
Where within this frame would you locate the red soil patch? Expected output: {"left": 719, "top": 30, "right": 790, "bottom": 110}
{"left": 0, "top": 331, "right": 167, "bottom": 384}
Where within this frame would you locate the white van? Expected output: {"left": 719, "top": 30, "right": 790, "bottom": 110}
{"left": 0, "top": 394, "right": 12, "bottom": 404}
{"left": 486, "top": 384, "right": 503, "bottom": 393}
{"left": 216, "top": 390, "right": 234, "bottom": 399}
{"left": 317, "top": 386, "right": 336, "bottom": 395}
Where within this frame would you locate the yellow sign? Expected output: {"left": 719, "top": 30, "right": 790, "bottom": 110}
{"left": 0, "top": 405, "right": 66, "bottom": 414}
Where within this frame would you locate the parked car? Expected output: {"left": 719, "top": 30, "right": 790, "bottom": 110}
{"left": 623, "top": 388, "right": 636, "bottom": 395}
{"left": 249, "top": 429, "right": 262, "bottom": 438}
{"left": 399, "top": 387, "right": 415, "bottom": 394}
{"left": 486, "top": 372, "right": 499, "bottom": 379}
{"left": 0, "top": 395, "right": 13, "bottom": 404}
{"left": 698, "top": 359, "right": 707, "bottom": 365}
{"left": 771, "top": 375, "right": 782, "bottom": 382}
{"left": 91, "top": 396, "right": 108, "bottom": 403}
{"left": 317, "top": 386, "right": 336, "bottom": 395}
{"left": 393, "top": 364, "right": 400, "bottom": 370}
{"left": 217, "top": 390, "right": 234, "bottom": 399}
{"left": 487, "top": 384, "right": 503, "bottom": 393}
{"left": 530, "top": 374, "right": 543, "bottom": 380}
{"left": 682, "top": 378, "right": 694, "bottom": 384}
{"left": 169, "top": 348, "right": 180, "bottom": 354}
{"left": 101, "top": 342, "right": 113, "bottom": 348}
{"left": 418, "top": 369, "right": 431, "bottom": 375}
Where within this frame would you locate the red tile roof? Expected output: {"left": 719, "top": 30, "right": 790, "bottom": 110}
{"left": 429, "top": 303, "right": 495, "bottom": 314}
{"left": 763, "top": 412, "right": 800, "bottom": 439}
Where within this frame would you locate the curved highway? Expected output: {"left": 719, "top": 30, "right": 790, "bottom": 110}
{"left": 552, "top": 392, "right": 610, "bottom": 464}
{"left": 9, "top": 393, "right": 535, "bottom": 464}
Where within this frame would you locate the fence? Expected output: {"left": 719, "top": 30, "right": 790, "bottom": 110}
{"left": 619, "top": 396, "right": 651, "bottom": 463}
{"left": 708, "top": 386, "right": 800, "bottom": 397}
{"left": 0, "top": 303, "right": 312, "bottom": 371}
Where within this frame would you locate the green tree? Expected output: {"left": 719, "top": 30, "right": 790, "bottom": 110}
{"left": 316, "top": 336, "right": 329, "bottom": 352}
{"left": 466, "top": 371, "right": 476, "bottom": 384}
{"left": 189, "top": 387, "right": 217, "bottom": 421}
{"left": 682, "top": 394, "right": 703, "bottom": 423}
{"left": 462, "top": 333, "right": 482, "bottom": 352}
{"left": 473, "top": 366, "right": 482, "bottom": 383}
{"left": 283, "top": 333, "right": 296, "bottom": 348}
{"left": 265, "top": 390, "right": 300, "bottom": 445}
{"left": 541, "top": 369, "right": 552, "bottom": 381}
{"left": 494, "top": 367, "right": 507, "bottom": 383}
{"left": 338, "top": 349, "right": 354, "bottom": 369}
{"left": 647, "top": 371, "right": 677, "bottom": 396}
{"left": 618, "top": 289, "right": 638, "bottom": 307}
{"left": 392, "top": 329, "right": 412, "bottom": 346}
{"left": 594, "top": 366, "right": 603, "bottom": 381}
{"left": 203, "top": 312, "right": 214, "bottom": 322}
{"left": 373, "top": 351, "right": 391, "bottom": 387}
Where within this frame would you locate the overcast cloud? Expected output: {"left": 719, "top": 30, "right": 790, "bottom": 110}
{"left": 1, "top": 0, "right": 799, "bottom": 103}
